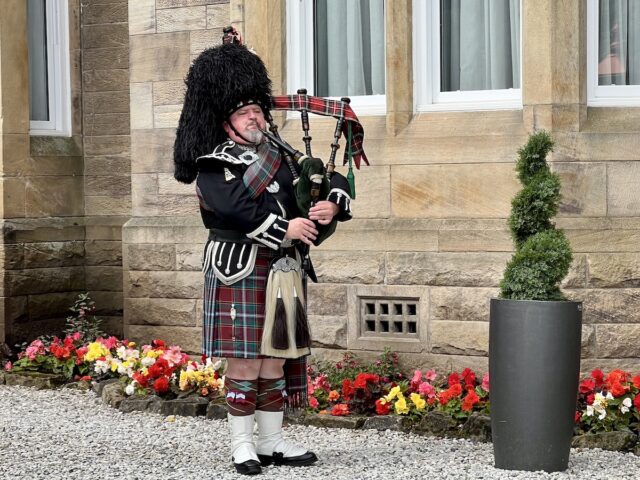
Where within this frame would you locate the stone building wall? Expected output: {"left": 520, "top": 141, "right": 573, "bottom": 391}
{"left": 122, "top": 0, "right": 640, "bottom": 375}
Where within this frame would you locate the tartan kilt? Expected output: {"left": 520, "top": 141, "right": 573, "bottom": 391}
{"left": 203, "top": 243, "right": 277, "bottom": 358}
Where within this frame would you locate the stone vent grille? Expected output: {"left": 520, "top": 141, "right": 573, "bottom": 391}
{"left": 360, "top": 297, "right": 419, "bottom": 338}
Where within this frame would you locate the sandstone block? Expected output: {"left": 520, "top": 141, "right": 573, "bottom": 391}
{"left": 122, "top": 216, "right": 206, "bottom": 244}
{"left": 27, "top": 292, "right": 82, "bottom": 321}
{"left": 84, "top": 135, "right": 130, "bottom": 156}
{"left": 29, "top": 135, "right": 82, "bottom": 157}
{"left": 4, "top": 372, "right": 65, "bottom": 390}
{"left": 349, "top": 166, "right": 390, "bottom": 219}
{"left": 415, "top": 411, "right": 459, "bottom": 437}
{"left": 431, "top": 321, "right": 489, "bottom": 356}
{"left": 82, "top": 2, "right": 127, "bottom": 25}
{"left": 574, "top": 289, "right": 640, "bottom": 324}
{"left": 608, "top": 162, "right": 640, "bottom": 216}
{"left": 206, "top": 3, "right": 230, "bottom": 28}
{"left": 130, "top": 32, "right": 190, "bottom": 82}
{"left": 2, "top": 177, "right": 26, "bottom": 218}
{"left": 562, "top": 254, "right": 588, "bottom": 289}
{"left": 7, "top": 218, "right": 85, "bottom": 243}
{"left": 391, "top": 164, "right": 520, "bottom": 218}
{"left": 83, "top": 69, "right": 129, "bottom": 92}
{"left": 430, "top": 287, "right": 497, "bottom": 322}
{"left": 4, "top": 267, "right": 84, "bottom": 296}
{"left": 102, "top": 381, "right": 126, "bottom": 409}
{"left": 438, "top": 230, "right": 512, "bottom": 253}
{"left": 25, "top": 177, "right": 83, "bottom": 217}
{"left": 126, "top": 271, "right": 203, "bottom": 299}
{"left": 82, "top": 24, "right": 128, "bottom": 49}
{"left": 305, "top": 414, "right": 365, "bottom": 429}
{"left": 130, "top": 83, "right": 153, "bottom": 130}
{"left": 153, "top": 105, "right": 182, "bottom": 129}
{"left": 127, "top": 325, "right": 201, "bottom": 352}
{"left": 125, "top": 298, "right": 197, "bottom": 327}
{"left": 363, "top": 416, "right": 407, "bottom": 431}
{"left": 128, "top": 0, "right": 156, "bottom": 35}
{"left": 311, "top": 251, "right": 385, "bottom": 284}
{"left": 552, "top": 162, "right": 607, "bottom": 216}
{"left": 120, "top": 395, "right": 163, "bottom": 413}
{"left": 85, "top": 176, "right": 131, "bottom": 197}
{"left": 307, "top": 284, "right": 348, "bottom": 316}
{"left": 1, "top": 244, "right": 25, "bottom": 269}
{"left": 588, "top": 253, "right": 640, "bottom": 288}
{"left": 7, "top": 155, "right": 83, "bottom": 177}
{"left": 125, "top": 244, "right": 176, "bottom": 270}
{"left": 157, "top": 6, "right": 206, "bottom": 32}
{"left": 460, "top": 414, "right": 492, "bottom": 443}
{"left": 84, "top": 113, "right": 130, "bottom": 136}
{"left": 386, "top": 252, "right": 510, "bottom": 287}
{"left": 309, "top": 315, "right": 347, "bottom": 349}
{"left": 554, "top": 133, "right": 640, "bottom": 162}
{"left": 23, "top": 241, "right": 84, "bottom": 268}
{"left": 206, "top": 402, "right": 227, "bottom": 420}
{"left": 85, "top": 155, "right": 131, "bottom": 176}
{"left": 131, "top": 129, "right": 175, "bottom": 173}
{"left": 582, "top": 325, "right": 596, "bottom": 358}
{"left": 176, "top": 244, "right": 202, "bottom": 271}
{"left": 157, "top": 0, "right": 209, "bottom": 7}
{"left": 160, "top": 397, "right": 209, "bottom": 417}
{"left": 596, "top": 324, "right": 640, "bottom": 358}
{"left": 566, "top": 229, "right": 640, "bottom": 253}
{"left": 85, "top": 240, "right": 123, "bottom": 266}
{"left": 190, "top": 28, "right": 223, "bottom": 55}
{"left": 85, "top": 196, "right": 131, "bottom": 216}
{"left": 86, "top": 266, "right": 123, "bottom": 292}
{"left": 572, "top": 432, "right": 637, "bottom": 452}
{"left": 82, "top": 47, "right": 129, "bottom": 71}
{"left": 158, "top": 173, "right": 195, "bottom": 195}
{"left": 89, "top": 291, "right": 124, "bottom": 317}
{"left": 152, "top": 81, "right": 186, "bottom": 106}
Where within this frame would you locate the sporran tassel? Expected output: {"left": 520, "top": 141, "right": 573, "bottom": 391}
{"left": 272, "top": 288, "right": 289, "bottom": 350}
{"left": 294, "top": 287, "right": 311, "bottom": 348}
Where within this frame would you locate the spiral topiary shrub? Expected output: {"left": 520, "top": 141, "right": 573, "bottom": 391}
{"left": 499, "top": 131, "right": 573, "bottom": 301}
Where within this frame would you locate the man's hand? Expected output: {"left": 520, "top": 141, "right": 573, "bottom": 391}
{"left": 284, "top": 218, "right": 318, "bottom": 246}
{"left": 308, "top": 201, "right": 339, "bottom": 225}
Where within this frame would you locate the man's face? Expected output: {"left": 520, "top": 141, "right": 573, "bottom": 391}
{"left": 223, "top": 104, "right": 266, "bottom": 144}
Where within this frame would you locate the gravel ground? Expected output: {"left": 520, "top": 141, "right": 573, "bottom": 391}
{"left": 1, "top": 385, "right": 639, "bottom": 480}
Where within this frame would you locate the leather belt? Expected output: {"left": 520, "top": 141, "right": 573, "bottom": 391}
{"left": 208, "top": 228, "right": 253, "bottom": 244}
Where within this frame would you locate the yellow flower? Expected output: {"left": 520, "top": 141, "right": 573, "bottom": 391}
{"left": 146, "top": 350, "right": 161, "bottom": 359}
{"left": 179, "top": 371, "right": 188, "bottom": 390}
{"left": 394, "top": 394, "right": 410, "bottom": 415}
{"left": 385, "top": 386, "right": 401, "bottom": 402}
{"left": 84, "top": 342, "right": 109, "bottom": 362}
{"left": 410, "top": 393, "right": 426, "bottom": 411}
{"left": 128, "top": 342, "right": 136, "bottom": 348}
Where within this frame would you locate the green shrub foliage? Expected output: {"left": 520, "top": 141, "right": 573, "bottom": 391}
{"left": 500, "top": 131, "right": 573, "bottom": 300}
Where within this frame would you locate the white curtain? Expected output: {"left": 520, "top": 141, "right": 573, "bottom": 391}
{"left": 598, "top": 0, "right": 640, "bottom": 85}
{"left": 314, "top": 0, "right": 385, "bottom": 97}
{"left": 28, "top": 0, "right": 49, "bottom": 121}
{"left": 441, "top": 0, "right": 520, "bottom": 92}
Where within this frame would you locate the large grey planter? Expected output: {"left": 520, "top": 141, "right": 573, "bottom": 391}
{"left": 489, "top": 299, "right": 582, "bottom": 473}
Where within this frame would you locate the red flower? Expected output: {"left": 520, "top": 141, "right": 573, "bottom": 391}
{"left": 610, "top": 381, "right": 628, "bottom": 398}
{"left": 461, "top": 389, "right": 480, "bottom": 412}
{"left": 574, "top": 411, "right": 581, "bottom": 423}
{"left": 605, "top": 369, "right": 629, "bottom": 389}
{"left": 309, "top": 396, "right": 319, "bottom": 410}
{"left": 375, "top": 399, "right": 391, "bottom": 415}
{"left": 133, "top": 372, "right": 149, "bottom": 387}
{"left": 328, "top": 390, "right": 340, "bottom": 402}
{"left": 147, "top": 364, "right": 163, "bottom": 379}
{"left": 461, "top": 368, "right": 476, "bottom": 390}
{"left": 152, "top": 339, "right": 166, "bottom": 348}
{"left": 450, "top": 383, "right": 463, "bottom": 396}
{"left": 76, "top": 346, "right": 88, "bottom": 364}
{"left": 579, "top": 379, "right": 595, "bottom": 394}
{"left": 353, "top": 373, "right": 380, "bottom": 390}
{"left": 634, "top": 393, "right": 640, "bottom": 411}
{"left": 586, "top": 393, "right": 595, "bottom": 405}
{"left": 331, "top": 403, "right": 350, "bottom": 416}
{"left": 341, "top": 379, "right": 355, "bottom": 401}
{"left": 632, "top": 375, "right": 640, "bottom": 389}
{"left": 591, "top": 369, "right": 604, "bottom": 387}
{"left": 153, "top": 376, "right": 170, "bottom": 394}
{"left": 448, "top": 372, "right": 461, "bottom": 387}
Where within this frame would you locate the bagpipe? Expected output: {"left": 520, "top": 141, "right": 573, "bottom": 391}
{"left": 262, "top": 90, "right": 369, "bottom": 247}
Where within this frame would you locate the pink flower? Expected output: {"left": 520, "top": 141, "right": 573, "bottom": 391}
{"left": 411, "top": 370, "right": 423, "bottom": 386}
{"left": 72, "top": 332, "right": 82, "bottom": 341}
{"left": 418, "top": 382, "right": 436, "bottom": 398}
{"left": 162, "top": 346, "right": 187, "bottom": 368}
{"left": 307, "top": 375, "right": 315, "bottom": 395}
{"left": 98, "top": 336, "right": 119, "bottom": 350}
{"left": 424, "top": 370, "right": 437, "bottom": 382}
{"left": 4, "top": 361, "right": 12, "bottom": 371}
{"left": 482, "top": 373, "right": 490, "bottom": 392}
{"left": 309, "top": 396, "right": 319, "bottom": 409}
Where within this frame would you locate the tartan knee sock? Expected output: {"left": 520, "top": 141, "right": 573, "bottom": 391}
{"left": 256, "top": 377, "right": 286, "bottom": 412}
{"left": 225, "top": 377, "right": 258, "bottom": 416}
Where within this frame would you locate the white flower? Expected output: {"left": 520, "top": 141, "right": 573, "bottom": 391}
{"left": 623, "top": 397, "right": 632, "bottom": 408}
{"left": 212, "top": 359, "right": 223, "bottom": 371}
{"left": 605, "top": 392, "right": 614, "bottom": 401}
{"left": 598, "top": 409, "right": 607, "bottom": 420}
{"left": 116, "top": 345, "right": 127, "bottom": 360}
{"left": 125, "top": 382, "right": 136, "bottom": 396}
{"left": 141, "top": 357, "right": 156, "bottom": 367}
{"left": 94, "top": 359, "right": 109, "bottom": 374}
{"left": 585, "top": 405, "right": 594, "bottom": 417}
{"left": 621, "top": 406, "right": 630, "bottom": 414}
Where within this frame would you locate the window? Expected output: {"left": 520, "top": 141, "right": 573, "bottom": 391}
{"left": 587, "top": 0, "right": 640, "bottom": 106}
{"left": 28, "top": 0, "right": 71, "bottom": 136}
{"left": 286, "top": 0, "right": 386, "bottom": 115}
{"left": 414, "top": 0, "right": 522, "bottom": 112}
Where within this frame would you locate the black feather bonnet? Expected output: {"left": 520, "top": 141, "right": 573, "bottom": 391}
{"left": 173, "top": 43, "right": 273, "bottom": 184}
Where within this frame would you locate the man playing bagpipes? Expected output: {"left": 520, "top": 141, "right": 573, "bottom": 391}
{"left": 173, "top": 27, "right": 367, "bottom": 475}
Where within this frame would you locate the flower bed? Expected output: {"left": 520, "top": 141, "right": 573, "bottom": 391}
{"left": 3, "top": 334, "right": 640, "bottom": 453}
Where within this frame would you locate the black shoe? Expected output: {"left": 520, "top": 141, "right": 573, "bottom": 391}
{"left": 233, "top": 459, "right": 262, "bottom": 475}
{"left": 257, "top": 451, "right": 318, "bottom": 467}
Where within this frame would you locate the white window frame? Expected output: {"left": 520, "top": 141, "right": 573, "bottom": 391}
{"left": 29, "top": 0, "right": 71, "bottom": 136}
{"left": 286, "top": 0, "right": 386, "bottom": 116}
{"left": 413, "top": 0, "right": 522, "bottom": 112}
{"left": 587, "top": 0, "right": 640, "bottom": 106}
